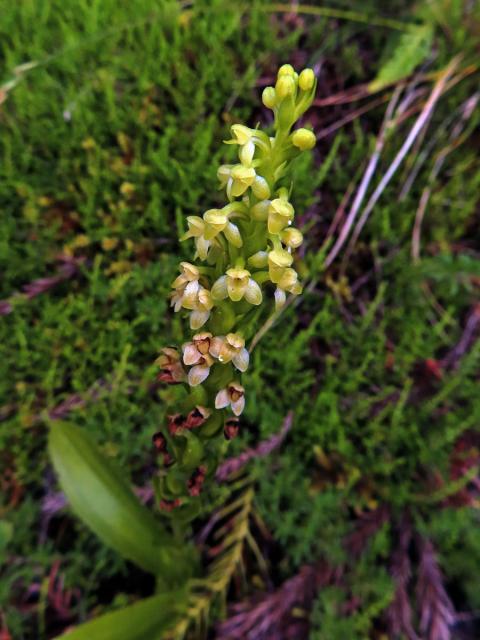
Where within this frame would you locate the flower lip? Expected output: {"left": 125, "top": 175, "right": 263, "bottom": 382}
{"left": 226, "top": 267, "right": 250, "bottom": 280}
{"left": 230, "top": 124, "right": 252, "bottom": 145}
{"left": 226, "top": 333, "right": 245, "bottom": 349}
{"left": 231, "top": 165, "right": 256, "bottom": 181}
{"left": 228, "top": 383, "right": 244, "bottom": 402}
{"left": 268, "top": 248, "right": 294, "bottom": 268}
{"left": 204, "top": 209, "right": 228, "bottom": 226}
{"left": 179, "top": 261, "right": 200, "bottom": 280}
{"left": 269, "top": 198, "right": 294, "bottom": 218}
{"left": 185, "top": 216, "right": 205, "bottom": 236}
{"left": 193, "top": 332, "right": 213, "bottom": 355}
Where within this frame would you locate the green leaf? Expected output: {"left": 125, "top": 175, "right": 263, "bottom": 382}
{"left": 57, "top": 590, "right": 186, "bottom": 640}
{"left": 48, "top": 422, "right": 195, "bottom": 581}
{"left": 369, "top": 24, "right": 434, "bottom": 91}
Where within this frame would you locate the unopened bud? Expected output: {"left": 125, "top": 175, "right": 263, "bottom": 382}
{"left": 275, "top": 75, "right": 296, "bottom": 99}
{"left": 251, "top": 200, "right": 270, "bottom": 221}
{"left": 248, "top": 251, "right": 269, "bottom": 268}
{"left": 262, "top": 86, "right": 277, "bottom": 109}
{"left": 299, "top": 68, "right": 315, "bottom": 91}
{"left": 278, "top": 64, "right": 295, "bottom": 77}
{"left": 292, "top": 128, "right": 316, "bottom": 150}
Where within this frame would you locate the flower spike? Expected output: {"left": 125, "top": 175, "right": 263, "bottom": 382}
{"left": 157, "top": 64, "right": 316, "bottom": 506}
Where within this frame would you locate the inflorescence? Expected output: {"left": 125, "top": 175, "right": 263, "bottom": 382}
{"left": 154, "top": 64, "right": 317, "bottom": 514}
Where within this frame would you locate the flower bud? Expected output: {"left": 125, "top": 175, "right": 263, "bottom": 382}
{"left": 248, "top": 251, "right": 268, "bottom": 268}
{"left": 299, "top": 68, "right": 315, "bottom": 91}
{"left": 250, "top": 199, "right": 270, "bottom": 221}
{"left": 278, "top": 64, "right": 295, "bottom": 77}
{"left": 262, "top": 86, "right": 277, "bottom": 109}
{"left": 275, "top": 75, "right": 296, "bottom": 99}
{"left": 292, "top": 128, "right": 316, "bottom": 150}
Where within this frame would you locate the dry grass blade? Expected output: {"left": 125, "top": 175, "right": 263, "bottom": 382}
{"left": 338, "top": 55, "right": 461, "bottom": 266}
{"left": 411, "top": 92, "right": 479, "bottom": 262}
{"left": 324, "top": 85, "right": 403, "bottom": 268}
{"left": 416, "top": 536, "right": 455, "bottom": 640}
{"left": 265, "top": 3, "right": 411, "bottom": 31}
{"left": 386, "top": 515, "right": 419, "bottom": 640}
{"left": 216, "top": 413, "right": 293, "bottom": 482}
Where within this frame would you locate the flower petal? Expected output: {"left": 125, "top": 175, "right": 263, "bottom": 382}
{"left": 274, "top": 287, "right": 287, "bottom": 310}
{"left": 233, "top": 348, "right": 249, "bottom": 372}
{"left": 215, "top": 388, "right": 230, "bottom": 409}
{"left": 231, "top": 395, "right": 245, "bottom": 416}
{"left": 209, "top": 336, "right": 225, "bottom": 359}
{"left": 251, "top": 175, "right": 270, "bottom": 200}
{"left": 239, "top": 140, "right": 255, "bottom": 166}
{"left": 183, "top": 343, "right": 201, "bottom": 366}
{"left": 224, "top": 222, "right": 243, "bottom": 248}
{"left": 245, "top": 279, "right": 262, "bottom": 305}
{"left": 190, "top": 310, "right": 210, "bottom": 330}
{"left": 227, "top": 277, "right": 247, "bottom": 302}
{"left": 211, "top": 276, "right": 228, "bottom": 300}
{"left": 267, "top": 213, "right": 288, "bottom": 234}
{"left": 195, "top": 236, "right": 211, "bottom": 260}
{"left": 182, "top": 280, "right": 200, "bottom": 309}
{"left": 188, "top": 365, "right": 210, "bottom": 387}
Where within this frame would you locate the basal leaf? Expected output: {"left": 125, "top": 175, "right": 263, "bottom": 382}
{"left": 57, "top": 590, "right": 186, "bottom": 640}
{"left": 48, "top": 422, "right": 194, "bottom": 582}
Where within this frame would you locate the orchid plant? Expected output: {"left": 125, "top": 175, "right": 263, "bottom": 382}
{"left": 48, "top": 64, "right": 316, "bottom": 639}
{"left": 154, "top": 63, "right": 317, "bottom": 520}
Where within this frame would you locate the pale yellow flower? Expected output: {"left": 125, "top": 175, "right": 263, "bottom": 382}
{"left": 218, "top": 164, "right": 256, "bottom": 199}
{"left": 182, "top": 216, "right": 213, "bottom": 261}
{"left": 267, "top": 198, "right": 294, "bottom": 234}
{"left": 276, "top": 267, "right": 302, "bottom": 294}
{"left": 224, "top": 125, "right": 271, "bottom": 167}
{"left": 210, "top": 333, "right": 249, "bottom": 372}
{"left": 281, "top": 227, "right": 303, "bottom": 249}
{"left": 215, "top": 382, "right": 245, "bottom": 416}
{"left": 182, "top": 333, "right": 215, "bottom": 386}
{"left": 203, "top": 209, "right": 242, "bottom": 248}
{"left": 189, "top": 287, "right": 214, "bottom": 330}
{"left": 211, "top": 267, "right": 262, "bottom": 305}
{"left": 268, "top": 248, "right": 293, "bottom": 284}
{"left": 171, "top": 262, "right": 201, "bottom": 311}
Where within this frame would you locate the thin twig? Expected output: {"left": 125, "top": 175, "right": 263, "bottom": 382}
{"left": 315, "top": 94, "right": 390, "bottom": 141}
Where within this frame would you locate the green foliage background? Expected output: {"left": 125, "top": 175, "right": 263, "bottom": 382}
{"left": 0, "top": 0, "right": 479, "bottom": 638}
